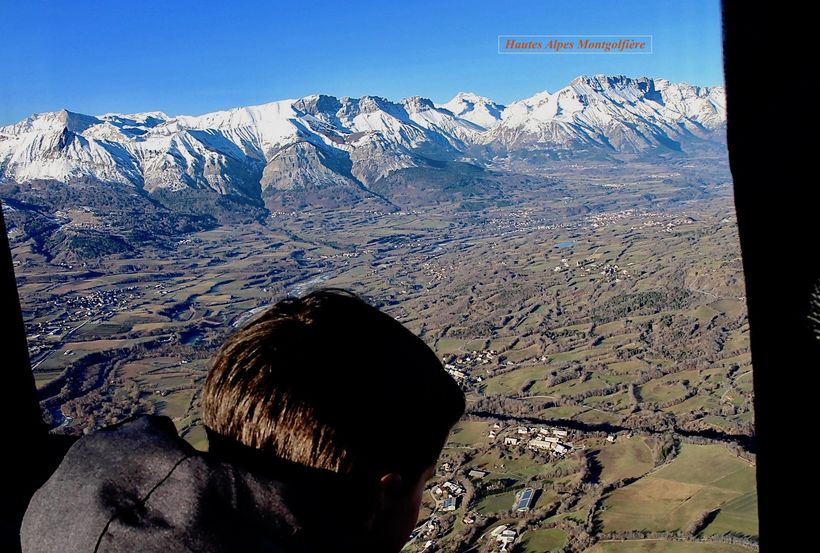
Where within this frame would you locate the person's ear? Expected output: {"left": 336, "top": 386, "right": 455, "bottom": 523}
{"left": 376, "top": 473, "right": 405, "bottom": 510}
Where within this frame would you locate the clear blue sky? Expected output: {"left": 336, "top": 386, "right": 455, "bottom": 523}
{"left": 0, "top": 0, "right": 724, "bottom": 125}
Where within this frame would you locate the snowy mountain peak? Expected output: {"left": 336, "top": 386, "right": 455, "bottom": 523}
{"left": 487, "top": 75, "right": 726, "bottom": 153}
{"left": 445, "top": 92, "right": 499, "bottom": 106}
{"left": 439, "top": 92, "right": 505, "bottom": 130}
{"left": 355, "top": 95, "right": 396, "bottom": 114}
{"left": 0, "top": 75, "right": 727, "bottom": 202}
{"left": 402, "top": 96, "right": 436, "bottom": 113}
{"left": 516, "top": 90, "right": 552, "bottom": 107}
{"left": 0, "top": 109, "right": 96, "bottom": 136}
{"left": 293, "top": 94, "right": 343, "bottom": 117}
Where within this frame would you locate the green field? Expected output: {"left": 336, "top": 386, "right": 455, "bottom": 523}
{"left": 585, "top": 540, "right": 755, "bottom": 553}
{"left": 519, "top": 528, "right": 567, "bottom": 552}
{"left": 599, "top": 444, "right": 757, "bottom": 536}
{"left": 468, "top": 450, "right": 556, "bottom": 481}
{"left": 447, "top": 421, "right": 491, "bottom": 447}
{"left": 475, "top": 490, "right": 515, "bottom": 515}
{"left": 593, "top": 436, "right": 654, "bottom": 483}
{"left": 482, "top": 365, "right": 550, "bottom": 395}
{"left": 701, "top": 492, "right": 758, "bottom": 537}
{"left": 10, "top": 188, "right": 756, "bottom": 553}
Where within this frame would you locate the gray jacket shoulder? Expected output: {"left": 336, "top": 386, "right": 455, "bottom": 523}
{"left": 21, "top": 416, "right": 296, "bottom": 553}
{"left": 21, "top": 416, "right": 193, "bottom": 552}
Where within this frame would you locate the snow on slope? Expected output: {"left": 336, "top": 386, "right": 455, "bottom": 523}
{"left": 486, "top": 75, "right": 726, "bottom": 152}
{"left": 0, "top": 75, "right": 726, "bottom": 196}
{"left": 438, "top": 92, "right": 506, "bottom": 130}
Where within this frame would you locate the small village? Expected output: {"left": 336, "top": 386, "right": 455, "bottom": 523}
{"left": 25, "top": 286, "right": 140, "bottom": 365}
{"left": 409, "top": 419, "right": 608, "bottom": 553}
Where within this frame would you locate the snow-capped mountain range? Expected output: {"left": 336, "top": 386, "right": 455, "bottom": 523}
{"left": 0, "top": 75, "right": 725, "bottom": 205}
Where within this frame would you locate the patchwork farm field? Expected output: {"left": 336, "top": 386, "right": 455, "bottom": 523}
{"left": 585, "top": 541, "right": 755, "bottom": 553}
{"left": 599, "top": 444, "right": 757, "bottom": 536}
{"left": 8, "top": 173, "right": 757, "bottom": 552}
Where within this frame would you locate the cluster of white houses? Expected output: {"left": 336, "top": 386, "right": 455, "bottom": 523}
{"left": 433, "top": 480, "right": 465, "bottom": 512}
{"left": 444, "top": 366, "right": 482, "bottom": 386}
{"left": 489, "top": 524, "right": 518, "bottom": 552}
{"left": 442, "top": 349, "right": 499, "bottom": 385}
{"left": 496, "top": 425, "right": 573, "bottom": 456}
{"left": 418, "top": 518, "right": 439, "bottom": 550}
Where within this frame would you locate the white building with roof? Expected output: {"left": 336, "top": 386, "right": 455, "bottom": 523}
{"left": 489, "top": 525, "right": 508, "bottom": 538}
{"left": 528, "top": 439, "right": 553, "bottom": 451}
